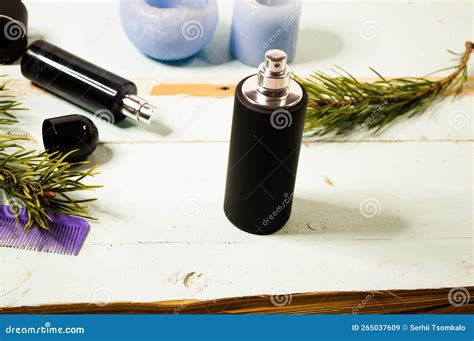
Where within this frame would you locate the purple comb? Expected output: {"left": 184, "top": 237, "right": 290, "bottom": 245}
{"left": 0, "top": 205, "right": 90, "bottom": 256}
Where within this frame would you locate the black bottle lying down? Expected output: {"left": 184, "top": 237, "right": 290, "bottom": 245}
{"left": 21, "top": 40, "right": 154, "bottom": 124}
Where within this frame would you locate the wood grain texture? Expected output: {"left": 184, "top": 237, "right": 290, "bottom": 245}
{"left": 2, "top": 287, "right": 473, "bottom": 314}
{"left": 151, "top": 84, "right": 236, "bottom": 97}
{"left": 0, "top": 1, "right": 472, "bottom": 310}
{"left": 1, "top": 142, "right": 472, "bottom": 307}
{"left": 150, "top": 79, "right": 474, "bottom": 97}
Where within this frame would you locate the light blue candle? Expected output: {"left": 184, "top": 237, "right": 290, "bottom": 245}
{"left": 120, "top": 0, "right": 218, "bottom": 61}
{"left": 230, "top": 0, "right": 302, "bottom": 67}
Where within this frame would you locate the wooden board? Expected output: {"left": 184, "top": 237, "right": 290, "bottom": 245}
{"left": 3, "top": 287, "right": 473, "bottom": 314}
{"left": 0, "top": 0, "right": 473, "bottom": 311}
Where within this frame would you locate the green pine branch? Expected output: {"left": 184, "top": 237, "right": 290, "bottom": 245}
{"left": 299, "top": 41, "right": 473, "bottom": 137}
{"left": 0, "top": 78, "right": 100, "bottom": 231}
{"left": 1, "top": 41, "right": 472, "bottom": 229}
{"left": 0, "top": 80, "right": 25, "bottom": 125}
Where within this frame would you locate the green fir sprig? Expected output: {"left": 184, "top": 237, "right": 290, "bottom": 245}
{"left": 299, "top": 41, "right": 473, "bottom": 137}
{"left": 0, "top": 80, "right": 25, "bottom": 125}
{"left": 0, "top": 77, "right": 100, "bottom": 231}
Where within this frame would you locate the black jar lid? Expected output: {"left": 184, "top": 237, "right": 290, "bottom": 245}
{"left": 42, "top": 114, "right": 99, "bottom": 163}
{"left": 0, "top": 0, "right": 28, "bottom": 64}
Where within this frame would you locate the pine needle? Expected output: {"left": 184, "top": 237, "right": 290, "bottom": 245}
{"left": 298, "top": 41, "right": 473, "bottom": 137}
{"left": 0, "top": 77, "right": 100, "bottom": 231}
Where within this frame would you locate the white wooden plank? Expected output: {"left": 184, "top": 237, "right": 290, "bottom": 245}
{"left": 1, "top": 239, "right": 471, "bottom": 306}
{"left": 0, "top": 0, "right": 472, "bottom": 309}
{"left": 85, "top": 142, "right": 473, "bottom": 244}
{"left": 0, "top": 238, "right": 473, "bottom": 307}
{"left": 1, "top": 0, "right": 472, "bottom": 143}
{"left": 1, "top": 141, "right": 472, "bottom": 306}
{"left": 3, "top": 91, "right": 473, "bottom": 143}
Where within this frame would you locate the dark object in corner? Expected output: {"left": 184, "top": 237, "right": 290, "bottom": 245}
{"left": 0, "top": 0, "right": 28, "bottom": 64}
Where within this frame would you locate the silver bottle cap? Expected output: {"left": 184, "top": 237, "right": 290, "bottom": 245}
{"left": 242, "top": 50, "right": 303, "bottom": 108}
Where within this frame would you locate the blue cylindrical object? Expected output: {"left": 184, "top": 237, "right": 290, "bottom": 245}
{"left": 120, "top": 0, "right": 218, "bottom": 61}
{"left": 230, "top": 0, "right": 302, "bottom": 67}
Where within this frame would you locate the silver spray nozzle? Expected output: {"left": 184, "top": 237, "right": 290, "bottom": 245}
{"left": 121, "top": 94, "right": 154, "bottom": 124}
{"left": 242, "top": 49, "right": 303, "bottom": 108}
{"left": 257, "top": 50, "right": 291, "bottom": 97}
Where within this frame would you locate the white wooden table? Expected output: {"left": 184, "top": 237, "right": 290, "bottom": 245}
{"left": 1, "top": 0, "right": 473, "bottom": 309}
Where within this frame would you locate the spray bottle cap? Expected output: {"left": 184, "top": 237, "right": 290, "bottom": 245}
{"left": 257, "top": 49, "right": 291, "bottom": 97}
{"left": 242, "top": 49, "right": 303, "bottom": 108}
{"left": 42, "top": 115, "right": 99, "bottom": 163}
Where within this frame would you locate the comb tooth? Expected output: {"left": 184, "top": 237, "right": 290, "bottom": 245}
{"left": 11, "top": 231, "right": 22, "bottom": 249}
{"left": 67, "top": 227, "right": 79, "bottom": 256}
{"left": 62, "top": 225, "right": 75, "bottom": 255}
{"left": 54, "top": 233, "right": 61, "bottom": 253}
{"left": 57, "top": 224, "right": 66, "bottom": 253}
{"left": 31, "top": 227, "right": 49, "bottom": 253}
{"left": 56, "top": 225, "right": 67, "bottom": 254}
{"left": 0, "top": 222, "right": 9, "bottom": 242}
{"left": 2, "top": 224, "right": 14, "bottom": 244}
{"left": 69, "top": 226, "right": 82, "bottom": 255}
{"left": 37, "top": 230, "right": 48, "bottom": 253}
{"left": 26, "top": 229, "right": 36, "bottom": 250}
{"left": 47, "top": 226, "right": 57, "bottom": 254}
{"left": 46, "top": 224, "right": 61, "bottom": 254}
{"left": 47, "top": 228, "right": 58, "bottom": 254}
{"left": 77, "top": 224, "right": 90, "bottom": 256}
{"left": 53, "top": 224, "right": 64, "bottom": 254}
{"left": 74, "top": 226, "right": 86, "bottom": 256}
{"left": 1, "top": 206, "right": 90, "bottom": 256}
{"left": 58, "top": 224, "right": 69, "bottom": 254}
{"left": 29, "top": 229, "right": 42, "bottom": 251}
{"left": 0, "top": 227, "right": 12, "bottom": 246}
{"left": 60, "top": 228, "right": 67, "bottom": 254}
{"left": 35, "top": 230, "right": 46, "bottom": 251}
{"left": 15, "top": 231, "right": 26, "bottom": 247}
{"left": 23, "top": 229, "right": 32, "bottom": 250}
{"left": 62, "top": 226, "right": 75, "bottom": 255}
{"left": 11, "top": 233, "right": 21, "bottom": 247}
{"left": 18, "top": 231, "right": 29, "bottom": 249}
{"left": 24, "top": 229, "right": 35, "bottom": 250}
{"left": 11, "top": 235, "right": 20, "bottom": 249}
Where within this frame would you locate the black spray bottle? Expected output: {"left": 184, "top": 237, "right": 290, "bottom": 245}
{"left": 224, "top": 50, "right": 308, "bottom": 235}
{"left": 21, "top": 40, "right": 154, "bottom": 124}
